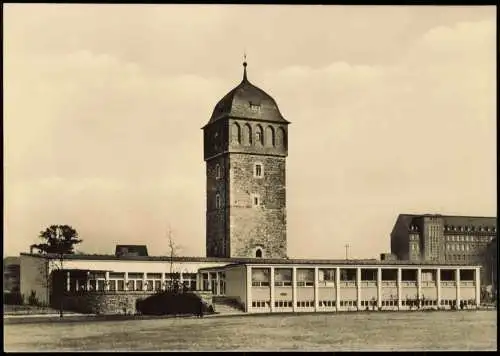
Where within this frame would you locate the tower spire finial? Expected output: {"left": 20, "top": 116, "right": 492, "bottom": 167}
{"left": 242, "top": 50, "right": 248, "bottom": 81}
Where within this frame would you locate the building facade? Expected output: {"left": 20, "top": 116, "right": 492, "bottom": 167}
{"left": 484, "top": 236, "right": 497, "bottom": 290}
{"left": 203, "top": 61, "right": 289, "bottom": 259}
{"left": 19, "top": 253, "right": 231, "bottom": 306}
{"left": 390, "top": 214, "right": 497, "bottom": 284}
{"left": 19, "top": 253, "right": 482, "bottom": 314}
{"left": 3, "top": 257, "right": 20, "bottom": 293}
{"left": 204, "top": 260, "right": 482, "bottom": 313}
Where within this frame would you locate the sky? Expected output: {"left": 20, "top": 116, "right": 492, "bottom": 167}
{"left": 3, "top": 5, "right": 497, "bottom": 259}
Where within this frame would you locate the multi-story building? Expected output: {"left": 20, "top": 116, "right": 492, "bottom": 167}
{"left": 390, "top": 214, "right": 497, "bottom": 284}
{"left": 203, "top": 61, "right": 289, "bottom": 259}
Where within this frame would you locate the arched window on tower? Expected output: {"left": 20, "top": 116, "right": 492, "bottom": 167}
{"left": 265, "top": 126, "right": 275, "bottom": 147}
{"left": 255, "top": 125, "right": 264, "bottom": 146}
{"left": 231, "top": 122, "right": 241, "bottom": 145}
{"left": 276, "top": 127, "right": 286, "bottom": 148}
{"left": 256, "top": 248, "right": 263, "bottom": 258}
{"left": 243, "top": 123, "right": 252, "bottom": 146}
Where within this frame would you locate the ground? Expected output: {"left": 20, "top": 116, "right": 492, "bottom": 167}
{"left": 4, "top": 310, "right": 497, "bottom": 351}
{"left": 4, "top": 304, "right": 62, "bottom": 315}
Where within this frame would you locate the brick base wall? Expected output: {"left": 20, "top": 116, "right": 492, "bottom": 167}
{"left": 62, "top": 291, "right": 214, "bottom": 315}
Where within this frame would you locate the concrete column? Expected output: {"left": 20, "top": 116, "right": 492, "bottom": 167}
{"left": 314, "top": 267, "right": 319, "bottom": 312}
{"left": 436, "top": 268, "right": 441, "bottom": 307}
{"left": 161, "top": 272, "right": 165, "bottom": 291}
{"left": 180, "top": 272, "right": 184, "bottom": 286}
{"left": 142, "top": 272, "right": 146, "bottom": 291}
{"left": 335, "top": 267, "right": 340, "bottom": 310}
{"left": 86, "top": 271, "right": 91, "bottom": 292}
{"left": 475, "top": 267, "right": 481, "bottom": 307}
{"left": 195, "top": 273, "right": 200, "bottom": 291}
{"left": 105, "top": 271, "right": 110, "bottom": 292}
{"left": 270, "top": 267, "right": 275, "bottom": 312}
{"left": 292, "top": 267, "right": 297, "bottom": 312}
{"left": 377, "top": 267, "right": 382, "bottom": 309}
{"left": 76, "top": 279, "right": 79, "bottom": 291}
{"left": 356, "top": 267, "right": 362, "bottom": 310}
{"left": 397, "top": 268, "right": 402, "bottom": 309}
{"left": 455, "top": 268, "right": 461, "bottom": 307}
{"left": 417, "top": 268, "right": 422, "bottom": 300}
{"left": 124, "top": 272, "right": 129, "bottom": 291}
{"left": 66, "top": 271, "right": 70, "bottom": 292}
{"left": 216, "top": 272, "right": 221, "bottom": 296}
{"left": 246, "top": 266, "right": 252, "bottom": 312}
{"left": 207, "top": 272, "right": 212, "bottom": 293}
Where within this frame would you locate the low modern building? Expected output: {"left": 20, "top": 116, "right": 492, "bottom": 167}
{"left": 20, "top": 252, "right": 482, "bottom": 313}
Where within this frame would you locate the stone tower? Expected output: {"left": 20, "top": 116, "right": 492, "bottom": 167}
{"left": 203, "top": 61, "right": 290, "bottom": 258}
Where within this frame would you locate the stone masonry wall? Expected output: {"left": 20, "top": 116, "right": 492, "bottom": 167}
{"left": 228, "top": 154, "right": 287, "bottom": 258}
{"left": 62, "top": 291, "right": 214, "bottom": 315}
{"left": 206, "top": 155, "right": 229, "bottom": 257}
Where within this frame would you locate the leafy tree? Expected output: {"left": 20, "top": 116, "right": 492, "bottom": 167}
{"left": 30, "top": 225, "right": 82, "bottom": 318}
{"left": 31, "top": 225, "right": 82, "bottom": 255}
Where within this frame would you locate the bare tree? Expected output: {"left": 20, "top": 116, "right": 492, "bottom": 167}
{"left": 166, "top": 226, "right": 183, "bottom": 293}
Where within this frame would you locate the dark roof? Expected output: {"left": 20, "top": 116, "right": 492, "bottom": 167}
{"left": 397, "top": 214, "right": 497, "bottom": 229}
{"left": 20, "top": 253, "right": 480, "bottom": 268}
{"left": 205, "top": 62, "right": 290, "bottom": 127}
{"left": 115, "top": 245, "right": 148, "bottom": 257}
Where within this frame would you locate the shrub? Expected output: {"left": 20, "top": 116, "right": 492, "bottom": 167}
{"left": 28, "top": 290, "right": 40, "bottom": 306}
{"left": 136, "top": 292, "right": 214, "bottom": 316}
{"left": 4, "top": 291, "right": 23, "bottom": 305}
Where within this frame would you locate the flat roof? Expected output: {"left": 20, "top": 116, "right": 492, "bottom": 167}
{"left": 20, "top": 253, "right": 481, "bottom": 268}
{"left": 20, "top": 253, "right": 238, "bottom": 263}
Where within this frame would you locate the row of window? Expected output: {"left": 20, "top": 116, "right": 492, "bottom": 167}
{"left": 446, "top": 243, "right": 480, "bottom": 251}
{"left": 230, "top": 122, "right": 287, "bottom": 148}
{"left": 410, "top": 226, "right": 496, "bottom": 233}
{"left": 261, "top": 300, "right": 315, "bottom": 308}
{"left": 252, "top": 299, "right": 477, "bottom": 308}
{"left": 445, "top": 226, "right": 496, "bottom": 233}
{"left": 252, "top": 279, "right": 477, "bottom": 286}
{"left": 274, "top": 301, "right": 293, "bottom": 308}
{"left": 447, "top": 235, "right": 494, "bottom": 242}
{"left": 410, "top": 235, "right": 493, "bottom": 242}
{"left": 411, "top": 241, "right": 489, "bottom": 251}
{"left": 77, "top": 279, "right": 197, "bottom": 292}
{"left": 252, "top": 268, "right": 476, "bottom": 283}
{"left": 83, "top": 272, "right": 195, "bottom": 280}
{"left": 441, "top": 299, "right": 476, "bottom": 306}
{"left": 252, "top": 281, "right": 317, "bottom": 287}
{"left": 447, "top": 255, "right": 481, "bottom": 261}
